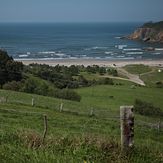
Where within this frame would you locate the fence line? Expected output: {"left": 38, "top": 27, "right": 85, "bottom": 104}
{"left": 0, "top": 96, "right": 163, "bottom": 131}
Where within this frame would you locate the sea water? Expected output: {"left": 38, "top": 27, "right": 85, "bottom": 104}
{"left": 0, "top": 22, "right": 163, "bottom": 60}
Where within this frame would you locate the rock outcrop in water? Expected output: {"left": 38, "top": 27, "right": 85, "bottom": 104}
{"left": 126, "top": 21, "right": 163, "bottom": 43}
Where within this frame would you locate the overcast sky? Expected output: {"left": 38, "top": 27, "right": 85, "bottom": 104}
{"left": 0, "top": 0, "right": 163, "bottom": 23}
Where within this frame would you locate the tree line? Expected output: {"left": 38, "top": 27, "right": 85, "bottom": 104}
{"left": 1, "top": 50, "right": 116, "bottom": 102}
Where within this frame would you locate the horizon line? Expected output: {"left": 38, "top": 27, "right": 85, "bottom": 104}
{"left": 0, "top": 19, "right": 162, "bottom": 24}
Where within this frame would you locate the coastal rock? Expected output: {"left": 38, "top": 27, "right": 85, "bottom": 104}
{"left": 126, "top": 21, "right": 163, "bottom": 43}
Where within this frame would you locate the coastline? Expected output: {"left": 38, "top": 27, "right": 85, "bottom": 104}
{"left": 16, "top": 58, "right": 163, "bottom": 67}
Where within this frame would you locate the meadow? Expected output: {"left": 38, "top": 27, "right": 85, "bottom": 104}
{"left": 0, "top": 74, "right": 163, "bottom": 162}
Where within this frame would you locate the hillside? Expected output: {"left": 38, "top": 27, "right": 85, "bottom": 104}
{"left": 127, "top": 21, "right": 163, "bottom": 43}
{"left": 0, "top": 80, "right": 163, "bottom": 162}
{"left": 0, "top": 51, "right": 163, "bottom": 162}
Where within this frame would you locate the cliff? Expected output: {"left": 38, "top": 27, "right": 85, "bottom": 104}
{"left": 127, "top": 21, "right": 163, "bottom": 43}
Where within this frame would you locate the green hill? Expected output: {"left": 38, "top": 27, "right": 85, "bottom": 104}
{"left": 0, "top": 81, "right": 163, "bottom": 162}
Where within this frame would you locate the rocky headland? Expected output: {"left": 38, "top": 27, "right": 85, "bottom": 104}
{"left": 126, "top": 21, "right": 163, "bottom": 43}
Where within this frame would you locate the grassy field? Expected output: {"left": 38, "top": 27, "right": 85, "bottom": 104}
{"left": 140, "top": 69, "right": 163, "bottom": 87}
{"left": 124, "top": 64, "right": 152, "bottom": 75}
{"left": 0, "top": 78, "right": 163, "bottom": 162}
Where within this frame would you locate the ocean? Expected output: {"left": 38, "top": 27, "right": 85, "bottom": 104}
{"left": 0, "top": 22, "right": 163, "bottom": 60}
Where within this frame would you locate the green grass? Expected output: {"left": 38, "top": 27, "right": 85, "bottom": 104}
{"left": 80, "top": 71, "right": 100, "bottom": 80}
{"left": 140, "top": 69, "right": 163, "bottom": 87}
{"left": 0, "top": 79, "right": 163, "bottom": 162}
{"left": 124, "top": 64, "right": 152, "bottom": 75}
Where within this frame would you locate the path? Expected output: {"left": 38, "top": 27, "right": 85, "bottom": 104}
{"left": 104, "top": 68, "right": 146, "bottom": 86}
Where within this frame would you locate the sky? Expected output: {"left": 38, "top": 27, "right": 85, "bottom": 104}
{"left": 0, "top": 0, "right": 163, "bottom": 23}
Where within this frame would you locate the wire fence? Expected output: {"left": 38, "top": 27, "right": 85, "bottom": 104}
{"left": 0, "top": 95, "right": 163, "bottom": 132}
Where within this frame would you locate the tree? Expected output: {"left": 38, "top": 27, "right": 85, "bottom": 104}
{"left": 0, "top": 50, "right": 23, "bottom": 87}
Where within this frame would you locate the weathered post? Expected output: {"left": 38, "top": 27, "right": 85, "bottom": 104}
{"left": 5, "top": 95, "right": 9, "bottom": 103}
{"left": 120, "top": 106, "right": 134, "bottom": 151}
{"left": 42, "top": 115, "right": 48, "bottom": 144}
{"left": 158, "top": 120, "right": 161, "bottom": 132}
{"left": 90, "top": 108, "right": 94, "bottom": 117}
{"left": 32, "top": 98, "right": 35, "bottom": 107}
{"left": 60, "top": 103, "right": 63, "bottom": 112}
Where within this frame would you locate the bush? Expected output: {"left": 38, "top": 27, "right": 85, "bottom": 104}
{"left": 155, "top": 81, "right": 163, "bottom": 88}
{"left": 21, "top": 76, "right": 81, "bottom": 102}
{"left": 98, "top": 78, "right": 114, "bottom": 85}
{"left": 21, "top": 77, "right": 50, "bottom": 96}
{"left": 107, "top": 68, "right": 118, "bottom": 76}
{"left": 134, "top": 99, "right": 162, "bottom": 116}
{"left": 3, "top": 81, "right": 22, "bottom": 91}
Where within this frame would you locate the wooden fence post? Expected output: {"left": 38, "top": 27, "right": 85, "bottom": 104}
{"left": 90, "top": 108, "right": 94, "bottom": 117}
{"left": 120, "top": 106, "right": 134, "bottom": 151}
{"left": 42, "top": 115, "right": 48, "bottom": 144}
{"left": 5, "top": 95, "right": 9, "bottom": 103}
{"left": 158, "top": 120, "right": 161, "bottom": 132}
{"left": 60, "top": 103, "right": 63, "bottom": 112}
{"left": 32, "top": 98, "right": 35, "bottom": 107}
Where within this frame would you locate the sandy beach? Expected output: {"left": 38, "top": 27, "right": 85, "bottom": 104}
{"left": 17, "top": 59, "right": 163, "bottom": 67}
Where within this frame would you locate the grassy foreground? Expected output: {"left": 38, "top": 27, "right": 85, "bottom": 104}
{"left": 0, "top": 79, "right": 163, "bottom": 162}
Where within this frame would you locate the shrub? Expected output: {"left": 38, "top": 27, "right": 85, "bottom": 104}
{"left": 3, "top": 81, "right": 22, "bottom": 91}
{"left": 155, "top": 81, "right": 163, "bottom": 88}
{"left": 21, "top": 77, "right": 50, "bottom": 96}
{"left": 107, "top": 68, "right": 118, "bottom": 76}
{"left": 98, "top": 78, "right": 114, "bottom": 85}
{"left": 134, "top": 99, "right": 162, "bottom": 116}
{"left": 99, "top": 67, "right": 106, "bottom": 75}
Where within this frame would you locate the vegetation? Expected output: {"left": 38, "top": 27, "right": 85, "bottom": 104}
{"left": 143, "top": 21, "right": 163, "bottom": 31}
{"left": 124, "top": 64, "right": 152, "bottom": 75}
{"left": 0, "top": 50, "right": 163, "bottom": 162}
{"left": 0, "top": 51, "right": 118, "bottom": 102}
{"left": 140, "top": 69, "right": 163, "bottom": 87}
{"left": 0, "top": 81, "right": 163, "bottom": 162}
{"left": 0, "top": 50, "right": 23, "bottom": 88}
{"left": 134, "top": 99, "right": 163, "bottom": 117}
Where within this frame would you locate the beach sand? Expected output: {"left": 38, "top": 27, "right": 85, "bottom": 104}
{"left": 17, "top": 59, "right": 163, "bottom": 67}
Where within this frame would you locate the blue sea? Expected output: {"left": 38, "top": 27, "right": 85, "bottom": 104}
{"left": 0, "top": 22, "right": 163, "bottom": 60}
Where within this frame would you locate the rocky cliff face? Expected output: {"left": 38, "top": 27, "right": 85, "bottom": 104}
{"left": 127, "top": 23, "right": 163, "bottom": 43}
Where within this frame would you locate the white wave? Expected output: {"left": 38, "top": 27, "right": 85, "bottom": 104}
{"left": 153, "top": 52, "right": 161, "bottom": 55}
{"left": 81, "top": 55, "right": 87, "bottom": 57}
{"left": 39, "top": 57, "right": 56, "bottom": 60}
{"left": 116, "top": 45, "right": 127, "bottom": 49}
{"left": 123, "top": 48, "right": 141, "bottom": 51}
{"left": 105, "top": 51, "right": 112, "bottom": 54}
{"left": 125, "top": 52, "right": 143, "bottom": 55}
{"left": 69, "top": 57, "right": 78, "bottom": 59}
{"left": 155, "top": 48, "right": 163, "bottom": 51}
{"left": 104, "top": 56, "right": 114, "bottom": 59}
{"left": 116, "top": 56, "right": 135, "bottom": 59}
{"left": 19, "top": 54, "right": 29, "bottom": 57}
{"left": 92, "top": 46, "right": 107, "bottom": 50}
{"left": 38, "top": 51, "right": 56, "bottom": 54}
{"left": 81, "top": 57, "right": 93, "bottom": 59}
{"left": 84, "top": 46, "right": 108, "bottom": 51}
{"left": 116, "top": 55, "right": 125, "bottom": 58}
{"left": 55, "top": 53, "right": 66, "bottom": 57}
{"left": 115, "top": 36, "right": 121, "bottom": 39}
{"left": 27, "top": 52, "right": 31, "bottom": 55}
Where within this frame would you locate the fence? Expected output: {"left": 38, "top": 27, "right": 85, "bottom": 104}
{"left": 0, "top": 95, "right": 163, "bottom": 151}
